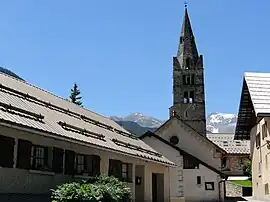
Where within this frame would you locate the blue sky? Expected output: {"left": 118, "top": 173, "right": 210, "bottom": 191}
{"left": 0, "top": 0, "right": 269, "bottom": 120}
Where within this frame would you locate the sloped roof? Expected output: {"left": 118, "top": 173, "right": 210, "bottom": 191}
{"left": 235, "top": 72, "right": 270, "bottom": 140}
{"left": 140, "top": 131, "right": 227, "bottom": 179}
{"left": 207, "top": 133, "right": 250, "bottom": 154}
{"left": 0, "top": 73, "right": 175, "bottom": 166}
{"left": 153, "top": 114, "right": 227, "bottom": 154}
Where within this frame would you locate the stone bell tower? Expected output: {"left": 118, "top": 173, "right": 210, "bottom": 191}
{"left": 169, "top": 7, "right": 206, "bottom": 136}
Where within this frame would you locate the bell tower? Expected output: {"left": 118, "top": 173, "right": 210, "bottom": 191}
{"left": 169, "top": 7, "right": 206, "bottom": 136}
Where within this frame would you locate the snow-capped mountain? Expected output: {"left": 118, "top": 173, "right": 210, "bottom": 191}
{"left": 206, "top": 113, "right": 237, "bottom": 133}
{"left": 111, "top": 112, "right": 237, "bottom": 136}
{"left": 110, "top": 112, "right": 164, "bottom": 128}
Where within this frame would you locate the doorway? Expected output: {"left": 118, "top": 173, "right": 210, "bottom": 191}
{"left": 152, "top": 173, "right": 164, "bottom": 202}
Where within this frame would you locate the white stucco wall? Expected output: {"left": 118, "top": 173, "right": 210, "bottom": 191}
{"left": 143, "top": 136, "right": 184, "bottom": 199}
{"left": 183, "top": 164, "right": 221, "bottom": 202}
{"left": 156, "top": 118, "right": 222, "bottom": 170}
{"left": 0, "top": 125, "right": 171, "bottom": 202}
{"left": 143, "top": 135, "right": 223, "bottom": 202}
{"left": 250, "top": 118, "right": 270, "bottom": 201}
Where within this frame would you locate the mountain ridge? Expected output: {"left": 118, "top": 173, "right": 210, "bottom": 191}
{"left": 110, "top": 112, "right": 236, "bottom": 136}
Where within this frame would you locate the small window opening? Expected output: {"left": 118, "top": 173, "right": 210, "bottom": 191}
{"left": 183, "top": 74, "right": 195, "bottom": 85}
{"left": 197, "top": 176, "right": 201, "bottom": 185}
{"left": 184, "top": 91, "right": 188, "bottom": 103}
{"left": 189, "top": 91, "right": 194, "bottom": 103}
{"left": 183, "top": 91, "right": 195, "bottom": 103}
{"left": 186, "top": 58, "right": 191, "bottom": 69}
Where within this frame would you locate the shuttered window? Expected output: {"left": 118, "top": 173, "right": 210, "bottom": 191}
{"left": 109, "top": 159, "right": 132, "bottom": 182}
{"left": 52, "top": 147, "right": 64, "bottom": 173}
{"left": 0, "top": 135, "right": 15, "bottom": 168}
{"left": 17, "top": 139, "right": 32, "bottom": 169}
{"left": 64, "top": 150, "right": 75, "bottom": 175}
{"left": 75, "top": 154, "right": 86, "bottom": 175}
{"left": 30, "top": 145, "right": 49, "bottom": 171}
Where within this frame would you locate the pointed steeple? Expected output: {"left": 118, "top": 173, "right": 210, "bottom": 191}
{"left": 177, "top": 7, "right": 199, "bottom": 68}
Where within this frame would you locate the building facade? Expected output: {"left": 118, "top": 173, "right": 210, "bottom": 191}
{"left": 141, "top": 131, "right": 227, "bottom": 202}
{"left": 0, "top": 72, "right": 174, "bottom": 202}
{"left": 234, "top": 72, "right": 270, "bottom": 200}
{"left": 207, "top": 133, "right": 250, "bottom": 176}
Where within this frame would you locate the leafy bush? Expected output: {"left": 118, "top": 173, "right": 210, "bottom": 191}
{"left": 51, "top": 175, "right": 132, "bottom": 202}
{"left": 243, "top": 159, "right": 252, "bottom": 177}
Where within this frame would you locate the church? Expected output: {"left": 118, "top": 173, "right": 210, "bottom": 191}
{"left": 140, "top": 7, "right": 228, "bottom": 202}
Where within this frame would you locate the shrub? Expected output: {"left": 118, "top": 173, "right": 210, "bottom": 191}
{"left": 243, "top": 159, "right": 252, "bottom": 177}
{"left": 51, "top": 175, "right": 132, "bottom": 202}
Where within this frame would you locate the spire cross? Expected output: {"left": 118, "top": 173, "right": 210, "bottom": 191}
{"left": 184, "top": 1, "right": 188, "bottom": 8}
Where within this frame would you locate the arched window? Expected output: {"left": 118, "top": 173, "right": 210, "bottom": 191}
{"left": 186, "top": 58, "right": 191, "bottom": 69}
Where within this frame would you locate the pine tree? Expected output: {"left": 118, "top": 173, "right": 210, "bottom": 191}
{"left": 69, "top": 83, "right": 82, "bottom": 106}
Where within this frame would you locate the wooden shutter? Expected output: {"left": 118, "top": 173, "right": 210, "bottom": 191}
{"left": 92, "top": 155, "right": 100, "bottom": 176}
{"left": 109, "top": 159, "right": 122, "bottom": 178}
{"left": 52, "top": 147, "right": 64, "bottom": 173}
{"left": 127, "top": 163, "right": 133, "bottom": 182}
{"left": 16, "top": 139, "right": 32, "bottom": 169}
{"left": 64, "top": 150, "right": 75, "bottom": 175}
{"left": 0, "top": 135, "right": 15, "bottom": 168}
{"left": 86, "top": 155, "right": 93, "bottom": 175}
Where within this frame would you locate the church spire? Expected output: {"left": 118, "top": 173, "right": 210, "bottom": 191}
{"left": 177, "top": 7, "right": 199, "bottom": 68}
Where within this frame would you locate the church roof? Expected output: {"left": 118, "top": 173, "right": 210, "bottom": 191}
{"left": 207, "top": 133, "right": 250, "bottom": 154}
{"left": 0, "top": 73, "right": 175, "bottom": 166}
{"left": 140, "top": 131, "right": 228, "bottom": 179}
{"left": 177, "top": 8, "right": 199, "bottom": 67}
{"left": 235, "top": 72, "right": 270, "bottom": 140}
{"left": 153, "top": 114, "right": 227, "bottom": 154}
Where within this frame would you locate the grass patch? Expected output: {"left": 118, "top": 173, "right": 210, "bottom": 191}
{"left": 231, "top": 180, "right": 252, "bottom": 187}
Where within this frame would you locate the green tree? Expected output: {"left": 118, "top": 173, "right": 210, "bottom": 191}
{"left": 69, "top": 83, "right": 82, "bottom": 106}
{"left": 243, "top": 159, "right": 252, "bottom": 177}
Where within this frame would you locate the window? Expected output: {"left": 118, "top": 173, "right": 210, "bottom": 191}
{"left": 265, "top": 183, "right": 269, "bottom": 195}
{"left": 169, "top": 136, "right": 179, "bottom": 145}
{"left": 262, "top": 122, "right": 268, "bottom": 140}
{"left": 256, "top": 133, "right": 261, "bottom": 148}
{"left": 183, "top": 91, "right": 188, "bottom": 103}
{"left": 75, "top": 154, "right": 85, "bottom": 175}
{"left": 189, "top": 91, "right": 194, "bottom": 103}
{"left": 221, "top": 157, "right": 228, "bottom": 170}
{"left": 183, "top": 74, "right": 195, "bottom": 85}
{"left": 223, "top": 141, "right": 228, "bottom": 146}
{"left": 122, "top": 163, "right": 128, "bottom": 179}
{"left": 186, "top": 58, "right": 191, "bottom": 69}
{"left": 30, "top": 145, "right": 49, "bottom": 171}
{"left": 0, "top": 135, "right": 15, "bottom": 168}
{"left": 196, "top": 176, "right": 201, "bottom": 185}
{"left": 183, "top": 91, "right": 195, "bottom": 103}
{"left": 205, "top": 182, "right": 215, "bottom": 190}
{"left": 183, "top": 155, "right": 199, "bottom": 169}
{"left": 75, "top": 154, "right": 101, "bottom": 176}
{"left": 109, "top": 159, "right": 132, "bottom": 182}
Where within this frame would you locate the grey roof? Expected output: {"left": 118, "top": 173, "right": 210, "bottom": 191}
{"left": 235, "top": 72, "right": 270, "bottom": 140}
{"left": 207, "top": 133, "right": 250, "bottom": 154}
{"left": 0, "top": 73, "right": 175, "bottom": 166}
